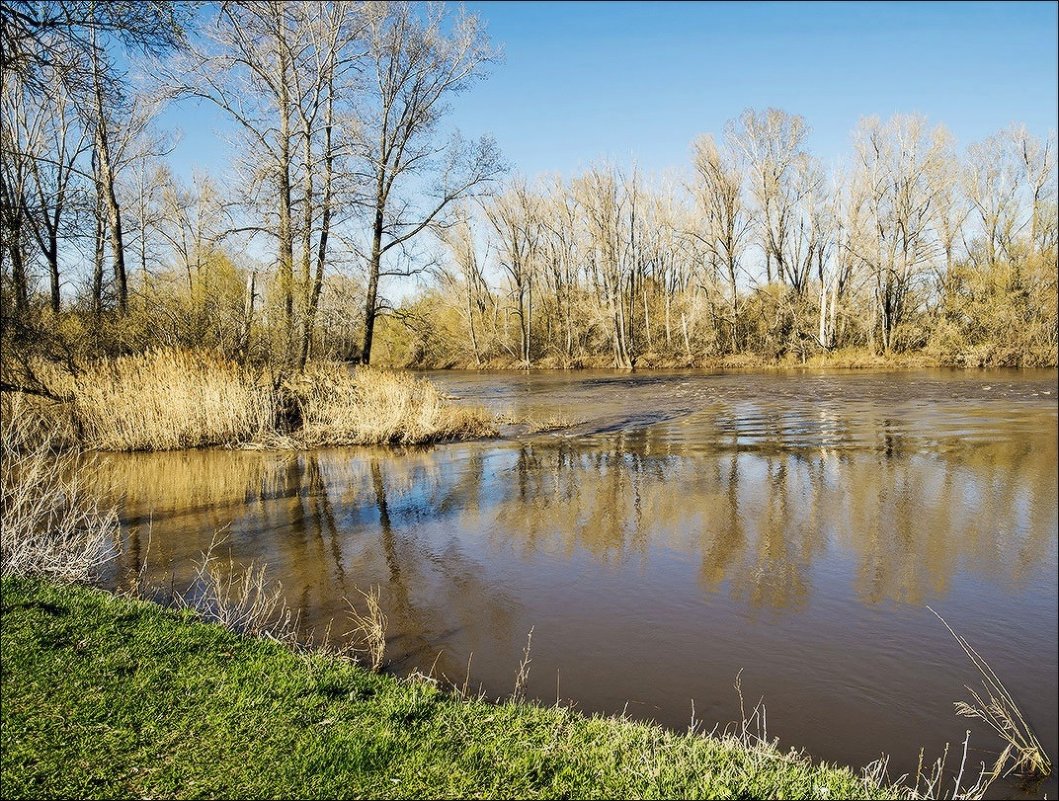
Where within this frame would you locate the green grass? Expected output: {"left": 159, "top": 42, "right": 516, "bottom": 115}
{"left": 1, "top": 577, "right": 898, "bottom": 800}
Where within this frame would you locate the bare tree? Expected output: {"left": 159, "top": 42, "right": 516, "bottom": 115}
{"left": 1010, "top": 126, "right": 1057, "bottom": 257}
{"left": 0, "top": 76, "right": 35, "bottom": 313}
{"left": 691, "top": 134, "right": 752, "bottom": 350}
{"left": 539, "top": 177, "right": 583, "bottom": 360}
{"left": 177, "top": 1, "right": 366, "bottom": 364}
{"left": 0, "top": 1, "right": 188, "bottom": 97}
{"left": 0, "top": 1, "right": 190, "bottom": 315}
{"left": 354, "top": 1, "right": 503, "bottom": 364}
{"left": 176, "top": 1, "right": 305, "bottom": 354}
{"left": 437, "top": 203, "right": 489, "bottom": 365}
{"left": 292, "top": 2, "right": 365, "bottom": 368}
{"left": 850, "top": 115, "right": 944, "bottom": 352}
{"left": 2, "top": 78, "right": 90, "bottom": 312}
{"left": 573, "top": 166, "right": 635, "bottom": 368}
{"left": 155, "top": 170, "right": 226, "bottom": 297}
{"left": 484, "top": 181, "right": 542, "bottom": 365}
{"left": 728, "top": 108, "right": 818, "bottom": 292}
{"left": 926, "top": 126, "right": 967, "bottom": 290}
{"left": 964, "top": 130, "right": 1023, "bottom": 271}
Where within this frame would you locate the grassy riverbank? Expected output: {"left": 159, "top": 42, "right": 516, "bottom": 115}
{"left": 0, "top": 577, "right": 898, "bottom": 800}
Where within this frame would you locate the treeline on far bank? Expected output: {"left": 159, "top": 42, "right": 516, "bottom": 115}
{"left": 1, "top": 3, "right": 1055, "bottom": 375}
{"left": 376, "top": 244, "right": 1058, "bottom": 371}
{"left": 379, "top": 113, "right": 1057, "bottom": 371}
{"left": 6, "top": 117, "right": 1055, "bottom": 375}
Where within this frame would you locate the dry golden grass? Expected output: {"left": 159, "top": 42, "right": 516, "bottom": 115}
{"left": 930, "top": 607, "right": 1051, "bottom": 779}
{"left": 344, "top": 586, "right": 387, "bottom": 672}
{"left": 1, "top": 349, "right": 495, "bottom": 452}
{"left": 495, "top": 411, "right": 581, "bottom": 433}
{"left": 0, "top": 390, "right": 78, "bottom": 451}
{"left": 179, "top": 541, "right": 299, "bottom": 645}
{"left": 70, "top": 350, "right": 276, "bottom": 451}
{"left": 523, "top": 414, "right": 580, "bottom": 433}
{"left": 287, "top": 363, "right": 496, "bottom": 447}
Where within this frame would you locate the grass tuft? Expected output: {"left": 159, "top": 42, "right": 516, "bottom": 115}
{"left": 178, "top": 540, "right": 299, "bottom": 645}
{"left": 286, "top": 363, "right": 496, "bottom": 447}
{"left": 72, "top": 349, "right": 276, "bottom": 451}
{"left": 344, "top": 586, "right": 387, "bottom": 672}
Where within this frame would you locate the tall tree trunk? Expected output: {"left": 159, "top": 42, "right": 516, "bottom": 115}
{"left": 643, "top": 289, "right": 652, "bottom": 352}
{"left": 299, "top": 99, "right": 334, "bottom": 370}
{"left": 524, "top": 276, "right": 532, "bottom": 364}
{"left": 829, "top": 272, "right": 839, "bottom": 349}
{"left": 818, "top": 281, "right": 828, "bottom": 350}
{"left": 681, "top": 311, "right": 692, "bottom": 360}
{"left": 664, "top": 290, "right": 672, "bottom": 350}
{"left": 240, "top": 269, "right": 257, "bottom": 357}
{"left": 565, "top": 285, "right": 574, "bottom": 358}
{"left": 91, "top": 34, "right": 126, "bottom": 315}
{"left": 47, "top": 230, "right": 59, "bottom": 312}
{"left": 361, "top": 205, "right": 384, "bottom": 365}
{"left": 466, "top": 285, "right": 481, "bottom": 366}
{"left": 276, "top": 35, "right": 294, "bottom": 356}
{"left": 300, "top": 115, "right": 314, "bottom": 315}
{"left": 5, "top": 241, "right": 28, "bottom": 313}
{"left": 728, "top": 259, "right": 739, "bottom": 352}
{"left": 93, "top": 128, "right": 126, "bottom": 314}
{"left": 91, "top": 156, "right": 105, "bottom": 316}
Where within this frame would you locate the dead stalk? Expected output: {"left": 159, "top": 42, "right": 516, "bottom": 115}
{"left": 345, "top": 586, "right": 387, "bottom": 672}
{"left": 511, "top": 626, "right": 534, "bottom": 701}
{"left": 0, "top": 413, "right": 118, "bottom": 581}
{"left": 178, "top": 537, "right": 298, "bottom": 645}
{"left": 929, "top": 606, "right": 1050, "bottom": 778}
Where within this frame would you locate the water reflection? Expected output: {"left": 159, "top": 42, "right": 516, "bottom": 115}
{"left": 101, "top": 402, "right": 1057, "bottom": 614}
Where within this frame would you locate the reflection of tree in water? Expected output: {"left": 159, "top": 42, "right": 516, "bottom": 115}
{"left": 96, "top": 447, "right": 522, "bottom": 676}
{"left": 362, "top": 454, "right": 522, "bottom": 674}
{"left": 696, "top": 452, "right": 745, "bottom": 592}
{"left": 850, "top": 426, "right": 1057, "bottom": 604}
{"left": 485, "top": 408, "right": 1056, "bottom": 609}
{"left": 96, "top": 405, "right": 1057, "bottom": 620}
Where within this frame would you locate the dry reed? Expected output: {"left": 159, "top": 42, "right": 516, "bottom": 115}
{"left": 71, "top": 349, "right": 276, "bottom": 451}
{"left": 2, "top": 349, "right": 495, "bottom": 451}
{"left": 929, "top": 607, "right": 1051, "bottom": 778}
{"left": 344, "top": 586, "right": 387, "bottom": 672}
{"left": 177, "top": 540, "right": 299, "bottom": 644}
{"left": 289, "top": 363, "right": 496, "bottom": 446}
{"left": 511, "top": 626, "right": 534, "bottom": 701}
{"left": 717, "top": 671, "right": 1003, "bottom": 801}
{"left": 523, "top": 414, "right": 580, "bottom": 433}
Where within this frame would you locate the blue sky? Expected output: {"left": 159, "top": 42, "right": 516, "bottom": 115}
{"left": 163, "top": 1, "right": 1058, "bottom": 180}
{"left": 454, "top": 1, "right": 1058, "bottom": 175}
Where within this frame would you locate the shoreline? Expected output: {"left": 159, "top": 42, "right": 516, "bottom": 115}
{"left": 1, "top": 576, "right": 904, "bottom": 800}
{"left": 394, "top": 350, "right": 1059, "bottom": 372}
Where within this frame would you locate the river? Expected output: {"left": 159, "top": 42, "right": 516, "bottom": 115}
{"left": 98, "top": 369, "right": 1058, "bottom": 799}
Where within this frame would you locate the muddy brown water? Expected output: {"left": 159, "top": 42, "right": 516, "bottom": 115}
{"left": 98, "top": 369, "right": 1058, "bottom": 799}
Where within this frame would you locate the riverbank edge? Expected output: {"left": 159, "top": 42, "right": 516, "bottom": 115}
{"left": 0, "top": 576, "right": 901, "bottom": 800}
{"left": 397, "top": 348, "right": 1059, "bottom": 371}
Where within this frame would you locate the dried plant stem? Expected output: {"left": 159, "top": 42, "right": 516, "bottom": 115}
{"left": 511, "top": 626, "right": 534, "bottom": 701}
{"left": 345, "top": 586, "right": 387, "bottom": 672}
{"left": 929, "top": 606, "right": 1050, "bottom": 778}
